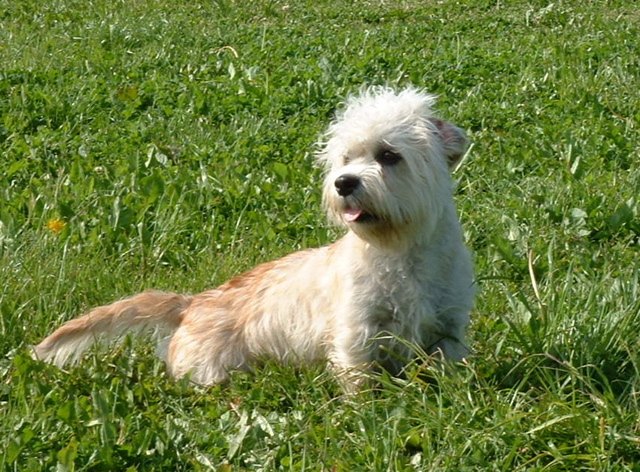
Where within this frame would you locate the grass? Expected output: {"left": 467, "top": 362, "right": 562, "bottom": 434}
{"left": 1, "top": 0, "right": 639, "bottom": 469}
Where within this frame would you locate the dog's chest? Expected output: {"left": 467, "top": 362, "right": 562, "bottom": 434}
{"left": 355, "top": 258, "right": 437, "bottom": 332}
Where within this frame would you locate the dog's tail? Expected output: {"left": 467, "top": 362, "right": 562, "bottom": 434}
{"left": 33, "top": 290, "right": 192, "bottom": 367}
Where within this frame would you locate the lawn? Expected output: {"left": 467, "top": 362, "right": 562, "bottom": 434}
{"left": 1, "top": 0, "right": 639, "bottom": 469}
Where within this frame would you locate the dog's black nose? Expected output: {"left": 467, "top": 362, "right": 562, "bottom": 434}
{"left": 334, "top": 174, "right": 361, "bottom": 197}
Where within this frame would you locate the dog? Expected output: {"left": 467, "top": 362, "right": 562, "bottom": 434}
{"left": 33, "top": 87, "right": 475, "bottom": 392}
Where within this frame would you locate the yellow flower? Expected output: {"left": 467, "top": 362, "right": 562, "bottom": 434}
{"left": 46, "top": 218, "right": 66, "bottom": 234}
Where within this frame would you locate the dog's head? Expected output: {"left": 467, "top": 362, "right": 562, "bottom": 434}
{"left": 317, "top": 87, "right": 469, "bottom": 249}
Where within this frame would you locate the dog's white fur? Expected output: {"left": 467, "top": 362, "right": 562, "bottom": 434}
{"left": 34, "top": 87, "right": 475, "bottom": 391}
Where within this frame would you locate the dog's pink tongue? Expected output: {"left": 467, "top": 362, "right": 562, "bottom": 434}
{"left": 343, "top": 208, "right": 362, "bottom": 222}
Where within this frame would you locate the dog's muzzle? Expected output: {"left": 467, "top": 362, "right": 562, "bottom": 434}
{"left": 334, "top": 174, "right": 361, "bottom": 197}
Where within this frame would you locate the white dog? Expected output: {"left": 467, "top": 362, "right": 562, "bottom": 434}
{"left": 34, "top": 87, "right": 475, "bottom": 391}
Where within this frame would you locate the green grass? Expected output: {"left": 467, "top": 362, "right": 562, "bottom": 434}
{"left": 1, "top": 0, "right": 639, "bottom": 469}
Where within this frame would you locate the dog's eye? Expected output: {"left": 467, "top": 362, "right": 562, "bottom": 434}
{"left": 376, "top": 149, "right": 402, "bottom": 166}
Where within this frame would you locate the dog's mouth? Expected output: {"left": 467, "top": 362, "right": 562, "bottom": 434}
{"left": 343, "top": 207, "right": 378, "bottom": 223}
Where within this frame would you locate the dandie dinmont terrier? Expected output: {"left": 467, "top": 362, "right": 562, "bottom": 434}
{"left": 34, "top": 87, "right": 475, "bottom": 391}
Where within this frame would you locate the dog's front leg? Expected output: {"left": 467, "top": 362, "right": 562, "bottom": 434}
{"left": 426, "top": 334, "right": 470, "bottom": 362}
{"left": 327, "top": 323, "right": 376, "bottom": 393}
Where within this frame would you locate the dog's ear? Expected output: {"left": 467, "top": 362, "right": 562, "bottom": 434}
{"left": 430, "top": 118, "right": 469, "bottom": 170}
